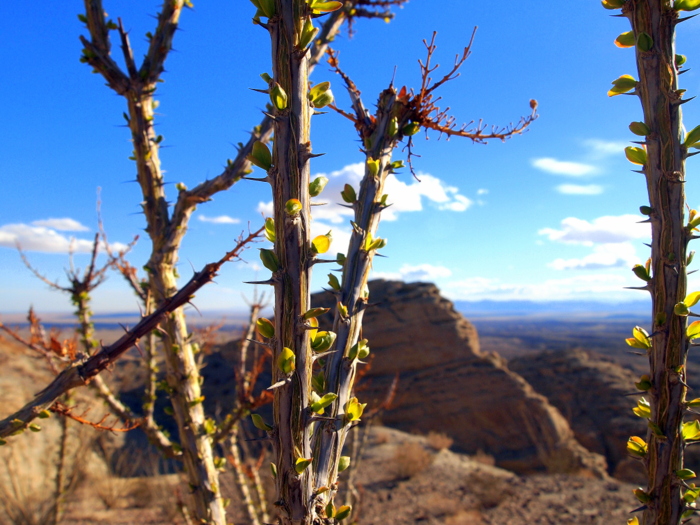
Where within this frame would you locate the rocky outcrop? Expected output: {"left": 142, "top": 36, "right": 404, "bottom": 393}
{"left": 312, "top": 280, "right": 607, "bottom": 476}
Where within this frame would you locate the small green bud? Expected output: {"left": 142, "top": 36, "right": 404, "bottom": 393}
{"left": 285, "top": 198, "right": 303, "bottom": 215}
{"left": 295, "top": 457, "right": 313, "bottom": 474}
{"left": 341, "top": 184, "right": 357, "bottom": 203}
{"left": 636, "top": 32, "right": 653, "bottom": 52}
{"left": 303, "top": 307, "right": 330, "bottom": 320}
{"left": 328, "top": 273, "right": 341, "bottom": 290}
{"left": 632, "top": 264, "right": 651, "bottom": 282}
{"left": 335, "top": 505, "right": 352, "bottom": 521}
{"left": 311, "top": 331, "right": 336, "bottom": 353}
{"left": 338, "top": 456, "right": 351, "bottom": 473}
{"left": 309, "top": 176, "right": 329, "bottom": 197}
{"left": 248, "top": 141, "right": 272, "bottom": 171}
{"left": 38, "top": 410, "right": 51, "bottom": 419}
{"left": 635, "top": 374, "right": 652, "bottom": 391}
{"left": 299, "top": 18, "right": 319, "bottom": 49}
{"left": 629, "top": 122, "right": 650, "bottom": 136}
{"left": 251, "top": 413, "right": 273, "bottom": 432}
{"left": 608, "top": 75, "right": 637, "bottom": 97}
{"left": 264, "top": 217, "right": 276, "bottom": 242}
{"left": 278, "top": 347, "right": 296, "bottom": 374}
{"left": 388, "top": 117, "right": 398, "bottom": 137}
{"left": 639, "top": 205, "right": 653, "bottom": 215}
{"left": 260, "top": 72, "right": 272, "bottom": 83}
{"left": 402, "top": 121, "right": 421, "bottom": 136}
{"left": 270, "top": 82, "right": 288, "bottom": 111}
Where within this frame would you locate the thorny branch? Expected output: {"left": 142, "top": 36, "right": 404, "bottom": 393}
{"left": 49, "top": 401, "right": 142, "bottom": 433}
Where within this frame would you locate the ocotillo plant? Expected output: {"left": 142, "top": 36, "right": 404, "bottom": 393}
{"left": 247, "top": 2, "right": 536, "bottom": 522}
{"left": 605, "top": 0, "right": 700, "bottom": 523}
{"left": 78, "top": 1, "right": 395, "bottom": 522}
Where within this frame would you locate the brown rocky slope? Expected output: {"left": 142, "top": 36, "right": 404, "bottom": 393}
{"left": 313, "top": 280, "right": 607, "bottom": 476}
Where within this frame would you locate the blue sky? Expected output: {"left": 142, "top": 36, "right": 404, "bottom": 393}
{"left": 3, "top": 1, "right": 700, "bottom": 314}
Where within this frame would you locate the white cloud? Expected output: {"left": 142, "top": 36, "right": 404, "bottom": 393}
{"left": 477, "top": 188, "right": 489, "bottom": 196}
{"left": 0, "top": 223, "right": 127, "bottom": 254}
{"left": 31, "top": 218, "right": 89, "bottom": 232}
{"left": 556, "top": 184, "right": 604, "bottom": 195}
{"left": 257, "top": 201, "right": 274, "bottom": 217}
{"left": 532, "top": 158, "right": 597, "bottom": 176}
{"left": 548, "top": 242, "right": 639, "bottom": 270}
{"left": 583, "top": 139, "right": 628, "bottom": 158}
{"left": 373, "top": 263, "right": 453, "bottom": 282}
{"left": 443, "top": 273, "right": 631, "bottom": 301}
{"left": 198, "top": 214, "right": 241, "bottom": 224}
{"left": 538, "top": 215, "right": 650, "bottom": 246}
{"left": 255, "top": 163, "right": 473, "bottom": 223}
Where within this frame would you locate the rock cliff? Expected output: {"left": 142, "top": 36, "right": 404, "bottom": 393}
{"left": 313, "top": 280, "right": 607, "bottom": 476}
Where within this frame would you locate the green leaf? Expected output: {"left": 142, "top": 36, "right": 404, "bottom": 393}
{"left": 270, "top": 82, "right": 288, "bottom": 110}
{"left": 309, "top": 176, "right": 329, "bottom": 197}
{"left": 615, "top": 31, "right": 635, "bottom": 48}
{"left": 309, "top": 0, "right": 343, "bottom": 13}
{"left": 29, "top": 423, "right": 41, "bottom": 432}
{"left": 625, "top": 146, "right": 647, "bottom": 165}
{"left": 311, "top": 331, "right": 336, "bottom": 353}
{"left": 335, "top": 505, "right": 352, "bottom": 521}
{"left": 344, "top": 397, "right": 366, "bottom": 423}
{"left": 626, "top": 436, "right": 647, "bottom": 457}
{"left": 601, "top": 0, "right": 626, "bottom": 8}
{"left": 312, "top": 372, "right": 325, "bottom": 394}
{"left": 629, "top": 121, "right": 650, "bottom": 136}
{"left": 367, "top": 158, "right": 380, "bottom": 178}
{"left": 256, "top": 318, "right": 275, "bottom": 338}
{"left": 632, "top": 398, "right": 651, "bottom": 419}
{"left": 259, "top": 248, "right": 280, "bottom": 272}
{"left": 341, "top": 184, "right": 357, "bottom": 203}
{"left": 634, "top": 374, "right": 651, "bottom": 391}
{"left": 402, "top": 121, "right": 421, "bottom": 136}
{"left": 688, "top": 320, "right": 700, "bottom": 340}
{"left": 678, "top": 469, "right": 697, "bottom": 480}
{"left": 299, "top": 18, "right": 319, "bottom": 49}
{"left": 639, "top": 205, "right": 653, "bottom": 215}
{"left": 309, "top": 81, "right": 331, "bottom": 101}
{"left": 608, "top": 75, "right": 637, "bottom": 96}
{"left": 688, "top": 398, "right": 700, "bottom": 408}
{"left": 348, "top": 339, "right": 369, "bottom": 360}
{"left": 683, "top": 420, "right": 700, "bottom": 441}
{"left": 310, "top": 393, "right": 338, "bottom": 413}
{"left": 684, "top": 484, "right": 700, "bottom": 503}
{"left": 312, "top": 233, "right": 332, "bottom": 254}
{"left": 676, "top": 0, "right": 700, "bottom": 11}
{"left": 278, "top": 347, "right": 296, "bottom": 374}
{"left": 304, "top": 307, "right": 330, "bottom": 320}
{"left": 633, "top": 488, "right": 651, "bottom": 503}
{"left": 676, "top": 54, "right": 688, "bottom": 67}
{"left": 685, "top": 125, "right": 700, "bottom": 148}
{"left": 328, "top": 273, "right": 341, "bottom": 291}
{"left": 270, "top": 462, "right": 277, "bottom": 478}
{"left": 637, "top": 32, "right": 653, "bottom": 52}
{"left": 295, "top": 457, "right": 313, "bottom": 474}
{"left": 338, "top": 456, "right": 351, "bottom": 473}
{"left": 686, "top": 292, "right": 700, "bottom": 308}
{"left": 264, "top": 217, "right": 275, "bottom": 243}
{"left": 248, "top": 141, "right": 272, "bottom": 171}
{"left": 203, "top": 418, "right": 217, "bottom": 435}
{"left": 251, "top": 414, "right": 273, "bottom": 432}
{"left": 38, "top": 410, "right": 51, "bottom": 419}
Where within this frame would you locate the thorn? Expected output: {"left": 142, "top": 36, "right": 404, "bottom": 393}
{"left": 637, "top": 219, "right": 652, "bottom": 223}
{"left": 247, "top": 338, "right": 272, "bottom": 348}
{"left": 624, "top": 286, "right": 651, "bottom": 291}
{"left": 631, "top": 140, "right": 646, "bottom": 145}
{"left": 680, "top": 96, "right": 697, "bottom": 105}
{"left": 338, "top": 204, "right": 354, "bottom": 209}
{"left": 677, "top": 14, "right": 699, "bottom": 23}
{"left": 308, "top": 153, "right": 326, "bottom": 159}
{"left": 632, "top": 169, "right": 646, "bottom": 174}
{"left": 267, "top": 378, "right": 291, "bottom": 391}
{"left": 643, "top": 243, "right": 652, "bottom": 248}
{"left": 629, "top": 505, "right": 648, "bottom": 514}
{"left": 243, "top": 176, "right": 270, "bottom": 183}
{"left": 686, "top": 151, "right": 700, "bottom": 158}
{"left": 689, "top": 270, "right": 698, "bottom": 275}
{"left": 622, "top": 392, "right": 645, "bottom": 396}
{"left": 627, "top": 351, "right": 646, "bottom": 356}
{"left": 679, "top": 69, "right": 690, "bottom": 75}
{"left": 311, "top": 259, "right": 337, "bottom": 266}
{"left": 313, "top": 111, "right": 328, "bottom": 115}
{"left": 374, "top": 253, "right": 388, "bottom": 258}
{"left": 311, "top": 350, "right": 338, "bottom": 361}
{"left": 244, "top": 279, "right": 276, "bottom": 286}
{"left": 310, "top": 202, "right": 328, "bottom": 206}
{"left": 262, "top": 111, "right": 278, "bottom": 120}
{"left": 249, "top": 88, "right": 270, "bottom": 94}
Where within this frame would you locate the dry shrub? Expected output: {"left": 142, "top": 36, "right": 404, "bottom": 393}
{"left": 470, "top": 450, "right": 495, "bottom": 466}
{"left": 445, "top": 509, "right": 484, "bottom": 525}
{"left": 419, "top": 493, "right": 459, "bottom": 517}
{"left": 426, "top": 431, "right": 453, "bottom": 451}
{"left": 392, "top": 442, "right": 434, "bottom": 480}
{"left": 464, "top": 471, "right": 513, "bottom": 510}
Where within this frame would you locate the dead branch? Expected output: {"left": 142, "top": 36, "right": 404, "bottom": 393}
{"left": 49, "top": 401, "right": 142, "bottom": 433}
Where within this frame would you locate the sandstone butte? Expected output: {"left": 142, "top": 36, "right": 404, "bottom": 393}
{"left": 313, "top": 280, "right": 608, "bottom": 477}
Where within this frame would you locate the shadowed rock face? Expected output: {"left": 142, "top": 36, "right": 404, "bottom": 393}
{"left": 510, "top": 349, "right": 672, "bottom": 483}
{"left": 313, "top": 280, "right": 607, "bottom": 476}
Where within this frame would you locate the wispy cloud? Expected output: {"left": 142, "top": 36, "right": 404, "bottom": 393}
{"left": 556, "top": 184, "right": 604, "bottom": 195}
{"left": 373, "top": 263, "right": 453, "bottom": 282}
{"left": 256, "top": 163, "right": 473, "bottom": 222}
{"left": 583, "top": 139, "right": 628, "bottom": 158}
{"left": 198, "top": 214, "right": 241, "bottom": 224}
{"left": 548, "top": 242, "right": 639, "bottom": 270}
{"left": 443, "top": 273, "right": 631, "bottom": 301}
{"left": 538, "top": 215, "right": 650, "bottom": 246}
{"left": 532, "top": 157, "right": 597, "bottom": 176}
{"left": 0, "top": 222, "right": 127, "bottom": 253}
{"left": 31, "top": 218, "right": 89, "bottom": 232}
